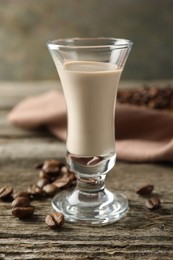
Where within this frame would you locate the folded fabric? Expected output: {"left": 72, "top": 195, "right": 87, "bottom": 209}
{"left": 8, "top": 90, "right": 173, "bottom": 162}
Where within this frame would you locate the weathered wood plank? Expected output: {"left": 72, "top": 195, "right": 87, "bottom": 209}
{"left": 0, "top": 81, "right": 60, "bottom": 110}
{"left": 0, "top": 80, "right": 173, "bottom": 259}
{"left": 0, "top": 160, "right": 173, "bottom": 259}
{"left": 0, "top": 81, "right": 60, "bottom": 94}
{"left": 0, "top": 137, "right": 65, "bottom": 159}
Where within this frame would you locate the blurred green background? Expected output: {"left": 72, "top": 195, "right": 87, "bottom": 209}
{"left": 0, "top": 0, "right": 172, "bottom": 81}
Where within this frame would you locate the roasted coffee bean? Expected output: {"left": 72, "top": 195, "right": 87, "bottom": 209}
{"left": 60, "top": 166, "right": 76, "bottom": 180}
{"left": 39, "top": 170, "right": 48, "bottom": 179}
{"left": 51, "top": 212, "right": 64, "bottom": 227}
{"left": 145, "top": 196, "right": 161, "bottom": 210}
{"left": 68, "top": 171, "right": 76, "bottom": 182}
{"left": 39, "top": 169, "right": 58, "bottom": 181}
{"left": 0, "top": 186, "right": 13, "bottom": 200}
{"left": 28, "top": 184, "right": 44, "bottom": 198}
{"left": 13, "top": 191, "right": 30, "bottom": 200}
{"left": 148, "top": 87, "right": 159, "bottom": 98}
{"left": 12, "top": 206, "right": 34, "bottom": 219}
{"left": 45, "top": 212, "right": 64, "bottom": 228}
{"left": 43, "top": 184, "right": 59, "bottom": 197}
{"left": 12, "top": 196, "right": 30, "bottom": 208}
{"left": 59, "top": 165, "right": 69, "bottom": 175}
{"left": 35, "top": 162, "right": 44, "bottom": 170}
{"left": 136, "top": 184, "right": 154, "bottom": 196}
{"left": 42, "top": 160, "right": 62, "bottom": 174}
{"left": 36, "top": 178, "right": 50, "bottom": 189}
{"left": 53, "top": 169, "right": 76, "bottom": 189}
{"left": 53, "top": 179, "right": 70, "bottom": 189}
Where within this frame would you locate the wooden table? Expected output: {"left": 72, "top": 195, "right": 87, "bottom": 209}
{"left": 0, "top": 81, "right": 173, "bottom": 260}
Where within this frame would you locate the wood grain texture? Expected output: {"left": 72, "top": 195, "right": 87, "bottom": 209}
{"left": 0, "top": 159, "right": 173, "bottom": 260}
{"left": 0, "top": 81, "right": 173, "bottom": 260}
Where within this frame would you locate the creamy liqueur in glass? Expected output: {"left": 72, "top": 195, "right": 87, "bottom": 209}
{"left": 58, "top": 61, "right": 122, "bottom": 157}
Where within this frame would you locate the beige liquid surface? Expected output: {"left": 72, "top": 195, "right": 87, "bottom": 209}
{"left": 58, "top": 61, "right": 122, "bottom": 156}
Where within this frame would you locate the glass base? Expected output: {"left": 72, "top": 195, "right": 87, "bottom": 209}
{"left": 52, "top": 188, "right": 128, "bottom": 225}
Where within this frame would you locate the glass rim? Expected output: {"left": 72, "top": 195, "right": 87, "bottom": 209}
{"left": 47, "top": 37, "right": 133, "bottom": 50}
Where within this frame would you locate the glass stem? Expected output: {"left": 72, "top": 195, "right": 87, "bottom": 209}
{"left": 76, "top": 173, "right": 106, "bottom": 194}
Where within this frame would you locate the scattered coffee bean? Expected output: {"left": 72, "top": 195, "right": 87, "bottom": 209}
{"left": 53, "top": 172, "right": 73, "bottom": 189}
{"left": 51, "top": 212, "right": 65, "bottom": 227}
{"left": 0, "top": 159, "right": 76, "bottom": 226}
{"left": 45, "top": 212, "right": 64, "bottom": 228}
{"left": 36, "top": 178, "right": 50, "bottom": 189}
{"left": 13, "top": 191, "right": 30, "bottom": 200}
{"left": 12, "top": 197, "right": 30, "bottom": 208}
{"left": 43, "top": 184, "right": 59, "bottom": 197}
{"left": 145, "top": 196, "right": 161, "bottom": 210}
{"left": 68, "top": 172, "right": 76, "bottom": 182}
{"left": 37, "top": 160, "right": 66, "bottom": 180}
{"left": 59, "top": 165, "right": 68, "bottom": 175}
{"left": 60, "top": 166, "right": 76, "bottom": 180}
{"left": 39, "top": 170, "right": 49, "bottom": 179}
{"left": 12, "top": 206, "right": 35, "bottom": 219}
{"left": 53, "top": 179, "right": 70, "bottom": 189}
{"left": 42, "top": 160, "right": 62, "bottom": 174}
{"left": 136, "top": 184, "right": 154, "bottom": 196}
{"left": 39, "top": 169, "right": 58, "bottom": 181}
{"left": 0, "top": 186, "right": 13, "bottom": 200}
{"left": 28, "top": 184, "right": 44, "bottom": 198}
{"left": 35, "top": 162, "right": 44, "bottom": 170}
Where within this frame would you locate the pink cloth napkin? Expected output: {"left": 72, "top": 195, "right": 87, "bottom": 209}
{"left": 8, "top": 90, "right": 173, "bottom": 162}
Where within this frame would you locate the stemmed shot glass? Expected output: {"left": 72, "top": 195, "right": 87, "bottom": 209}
{"left": 47, "top": 37, "right": 132, "bottom": 225}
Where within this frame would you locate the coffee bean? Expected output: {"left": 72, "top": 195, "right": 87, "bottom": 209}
{"left": 43, "top": 184, "right": 59, "bottom": 197}
{"left": 45, "top": 212, "right": 64, "bottom": 228}
{"left": 35, "top": 162, "right": 44, "bottom": 170}
{"left": 12, "top": 206, "right": 34, "bottom": 219}
{"left": 60, "top": 167, "right": 76, "bottom": 180}
{"left": 53, "top": 179, "right": 70, "bottom": 189}
{"left": 51, "top": 212, "right": 64, "bottom": 227}
{"left": 36, "top": 178, "right": 50, "bottom": 189}
{"left": 0, "top": 186, "right": 13, "bottom": 200}
{"left": 13, "top": 191, "right": 30, "bottom": 200}
{"left": 69, "top": 172, "right": 76, "bottom": 182}
{"left": 42, "top": 160, "right": 61, "bottom": 174}
{"left": 12, "top": 197, "right": 30, "bottom": 208}
{"left": 145, "top": 196, "right": 161, "bottom": 210}
{"left": 39, "top": 169, "right": 58, "bottom": 181}
{"left": 39, "top": 170, "right": 48, "bottom": 179}
{"left": 53, "top": 169, "right": 76, "bottom": 189}
{"left": 28, "top": 184, "right": 44, "bottom": 198}
{"left": 59, "top": 165, "right": 68, "bottom": 175}
{"left": 136, "top": 184, "right": 154, "bottom": 196}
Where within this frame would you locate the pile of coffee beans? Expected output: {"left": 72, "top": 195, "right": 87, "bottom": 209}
{"left": 0, "top": 161, "right": 162, "bottom": 227}
{"left": 12, "top": 191, "right": 34, "bottom": 219}
{"left": 117, "top": 85, "right": 173, "bottom": 110}
{"left": 0, "top": 159, "right": 76, "bottom": 228}
{"left": 136, "top": 184, "right": 161, "bottom": 210}
{"left": 32, "top": 159, "right": 76, "bottom": 198}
